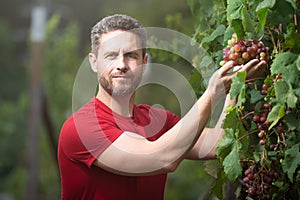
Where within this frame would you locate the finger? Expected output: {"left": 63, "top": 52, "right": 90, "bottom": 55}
{"left": 247, "top": 60, "right": 267, "bottom": 78}
{"left": 220, "top": 61, "right": 235, "bottom": 75}
{"left": 242, "top": 59, "right": 260, "bottom": 72}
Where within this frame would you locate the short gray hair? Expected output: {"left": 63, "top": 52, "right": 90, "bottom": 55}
{"left": 90, "top": 14, "right": 146, "bottom": 56}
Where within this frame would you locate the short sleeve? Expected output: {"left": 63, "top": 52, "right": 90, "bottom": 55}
{"left": 59, "top": 107, "right": 124, "bottom": 168}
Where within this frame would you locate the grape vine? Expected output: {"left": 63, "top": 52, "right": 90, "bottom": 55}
{"left": 188, "top": 0, "right": 300, "bottom": 199}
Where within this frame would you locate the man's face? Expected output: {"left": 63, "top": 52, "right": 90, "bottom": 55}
{"left": 90, "top": 30, "right": 147, "bottom": 96}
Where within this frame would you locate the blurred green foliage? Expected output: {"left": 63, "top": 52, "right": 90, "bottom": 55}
{"left": 0, "top": 1, "right": 220, "bottom": 199}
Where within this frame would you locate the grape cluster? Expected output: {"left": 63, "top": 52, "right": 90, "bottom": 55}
{"left": 252, "top": 101, "right": 272, "bottom": 146}
{"left": 240, "top": 165, "right": 279, "bottom": 200}
{"left": 220, "top": 33, "right": 270, "bottom": 66}
{"left": 252, "top": 74, "right": 284, "bottom": 146}
{"left": 238, "top": 73, "right": 289, "bottom": 199}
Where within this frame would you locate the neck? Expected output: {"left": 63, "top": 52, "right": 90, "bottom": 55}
{"left": 96, "top": 87, "right": 135, "bottom": 117}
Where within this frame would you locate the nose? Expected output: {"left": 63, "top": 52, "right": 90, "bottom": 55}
{"left": 116, "top": 55, "right": 128, "bottom": 72}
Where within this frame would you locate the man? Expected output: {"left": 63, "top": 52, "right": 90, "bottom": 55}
{"left": 58, "top": 14, "right": 266, "bottom": 199}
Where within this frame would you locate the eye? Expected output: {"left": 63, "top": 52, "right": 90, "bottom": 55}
{"left": 105, "top": 53, "right": 118, "bottom": 59}
{"left": 125, "top": 52, "right": 139, "bottom": 60}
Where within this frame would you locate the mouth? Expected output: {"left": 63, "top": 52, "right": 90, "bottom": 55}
{"left": 112, "top": 73, "right": 130, "bottom": 79}
{"left": 112, "top": 75, "right": 128, "bottom": 79}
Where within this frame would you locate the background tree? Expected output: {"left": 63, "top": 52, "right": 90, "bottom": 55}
{"left": 0, "top": 1, "right": 213, "bottom": 199}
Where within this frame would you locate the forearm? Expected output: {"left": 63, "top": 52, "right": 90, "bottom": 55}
{"left": 185, "top": 94, "right": 237, "bottom": 160}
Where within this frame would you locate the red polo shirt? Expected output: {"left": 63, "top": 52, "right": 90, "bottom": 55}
{"left": 58, "top": 97, "right": 180, "bottom": 200}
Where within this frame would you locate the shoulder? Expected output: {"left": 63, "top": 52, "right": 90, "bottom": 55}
{"left": 136, "top": 104, "right": 180, "bottom": 123}
{"left": 59, "top": 98, "right": 101, "bottom": 137}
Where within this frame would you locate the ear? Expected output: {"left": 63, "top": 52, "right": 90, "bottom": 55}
{"left": 88, "top": 53, "right": 98, "bottom": 73}
{"left": 142, "top": 53, "right": 149, "bottom": 73}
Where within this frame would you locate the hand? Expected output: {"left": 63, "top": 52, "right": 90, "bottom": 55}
{"left": 208, "top": 60, "right": 241, "bottom": 100}
{"left": 238, "top": 59, "right": 267, "bottom": 80}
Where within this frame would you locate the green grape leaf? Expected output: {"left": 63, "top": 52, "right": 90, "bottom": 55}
{"left": 227, "top": 0, "right": 243, "bottom": 21}
{"left": 227, "top": 0, "right": 245, "bottom": 38}
{"left": 285, "top": 113, "right": 300, "bottom": 131}
{"left": 201, "top": 25, "right": 226, "bottom": 45}
{"left": 216, "top": 128, "right": 242, "bottom": 181}
{"left": 189, "top": 69, "right": 206, "bottom": 98}
{"left": 274, "top": 80, "right": 298, "bottom": 108}
{"left": 271, "top": 53, "right": 299, "bottom": 85}
{"left": 267, "top": 103, "right": 286, "bottom": 130}
{"left": 230, "top": 71, "right": 246, "bottom": 98}
{"left": 250, "top": 89, "right": 264, "bottom": 104}
{"left": 231, "top": 19, "right": 244, "bottom": 39}
{"left": 229, "top": 71, "right": 246, "bottom": 106}
{"left": 204, "top": 160, "right": 220, "bottom": 179}
{"left": 223, "top": 141, "right": 242, "bottom": 181}
{"left": 255, "top": 0, "right": 276, "bottom": 11}
{"left": 284, "top": 24, "right": 300, "bottom": 52}
{"left": 286, "top": 132, "right": 299, "bottom": 147}
{"left": 256, "top": 7, "right": 268, "bottom": 33}
{"left": 297, "top": 55, "right": 300, "bottom": 71}
{"left": 241, "top": 7, "right": 254, "bottom": 32}
{"left": 211, "top": 169, "right": 226, "bottom": 200}
{"left": 284, "top": 0, "right": 297, "bottom": 10}
{"left": 216, "top": 129, "right": 235, "bottom": 160}
{"left": 271, "top": 52, "right": 298, "bottom": 74}
{"left": 255, "top": 0, "right": 275, "bottom": 33}
{"left": 223, "top": 105, "right": 239, "bottom": 129}
{"left": 282, "top": 144, "right": 300, "bottom": 182}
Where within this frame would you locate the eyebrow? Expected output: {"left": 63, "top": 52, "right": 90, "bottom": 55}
{"left": 125, "top": 50, "right": 140, "bottom": 56}
{"left": 103, "top": 49, "right": 141, "bottom": 57}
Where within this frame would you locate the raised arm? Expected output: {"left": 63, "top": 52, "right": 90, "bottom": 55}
{"left": 185, "top": 94, "right": 236, "bottom": 160}
{"left": 93, "top": 60, "right": 263, "bottom": 176}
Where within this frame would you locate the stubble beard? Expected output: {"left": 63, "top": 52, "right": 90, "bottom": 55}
{"left": 99, "top": 75, "right": 139, "bottom": 97}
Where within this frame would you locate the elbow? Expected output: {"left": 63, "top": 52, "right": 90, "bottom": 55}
{"left": 162, "top": 160, "right": 181, "bottom": 173}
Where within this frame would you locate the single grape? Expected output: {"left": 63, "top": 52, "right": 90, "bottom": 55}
{"left": 260, "top": 116, "right": 267, "bottom": 123}
{"left": 252, "top": 44, "right": 258, "bottom": 51}
{"left": 241, "top": 45, "right": 247, "bottom": 52}
{"left": 258, "top": 131, "right": 265, "bottom": 138}
{"left": 248, "top": 187, "right": 256, "bottom": 197}
{"left": 232, "top": 33, "right": 237, "bottom": 40}
{"left": 257, "top": 41, "right": 264, "bottom": 48}
{"left": 253, "top": 115, "right": 260, "bottom": 123}
{"left": 242, "top": 52, "right": 250, "bottom": 60}
{"left": 234, "top": 44, "right": 241, "bottom": 52}
{"left": 227, "top": 39, "right": 233, "bottom": 46}
{"left": 262, "top": 84, "right": 269, "bottom": 90}
{"left": 257, "top": 48, "right": 262, "bottom": 54}
{"left": 269, "top": 144, "right": 276, "bottom": 151}
{"left": 245, "top": 168, "right": 253, "bottom": 176}
{"left": 247, "top": 173, "right": 254, "bottom": 180}
{"left": 259, "top": 123, "right": 268, "bottom": 130}
{"left": 260, "top": 139, "right": 266, "bottom": 145}
{"left": 260, "top": 89, "right": 267, "bottom": 95}
{"left": 264, "top": 176, "right": 273, "bottom": 184}
{"left": 260, "top": 52, "right": 266, "bottom": 58}
{"left": 252, "top": 39, "right": 259, "bottom": 44}
{"left": 275, "top": 125, "right": 285, "bottom": 134}
{"left": 243, "top": 177, "right": 250, "bottom": 184}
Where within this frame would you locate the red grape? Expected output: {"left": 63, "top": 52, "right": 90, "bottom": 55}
{"left": 220, "top": 33, "right": 270, "bottom": 67}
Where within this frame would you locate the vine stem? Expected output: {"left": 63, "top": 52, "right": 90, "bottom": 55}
{"left": 245, "top": 77, "right": 266, "bottom": 83}
{"left": 267, "top": 23, "right": 278, "bottom": 54}
{"left": 237, "top": 129, "right": 260, "bottom": 142}
{"left": 294, "top": 14, "right": 298, "bottom": 33}
{"left": 240, "top": 111, "right": 254, "bottom": 120}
